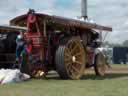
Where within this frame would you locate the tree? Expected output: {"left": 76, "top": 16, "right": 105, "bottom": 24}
{"left": 102, "top": 41, "right": 122, "bottom": 47}
{"left": 123, "top": 40, "right": 128, "bottom": 47}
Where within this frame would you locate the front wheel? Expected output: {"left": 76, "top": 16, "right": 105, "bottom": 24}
{"left": 94, "top": 52, "right": 107, "bottom": 76}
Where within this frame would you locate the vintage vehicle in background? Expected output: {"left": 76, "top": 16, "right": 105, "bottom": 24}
{"left": 0, "top": 0, "right": 112, "bottom": 79}
{"left": 0, "top": 25, "right": 27, "bottom": 68}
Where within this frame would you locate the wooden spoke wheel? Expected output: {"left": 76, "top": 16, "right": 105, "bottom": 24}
{"left": 55, "top": 37, "right": 86, "bottom": 79}
{"left": 94, "top": 52, "right": 107, "bottom": 76}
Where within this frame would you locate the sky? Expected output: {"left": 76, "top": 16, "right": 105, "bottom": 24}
{"left": 0, "top": 0, "right": 128, "bottom": 44}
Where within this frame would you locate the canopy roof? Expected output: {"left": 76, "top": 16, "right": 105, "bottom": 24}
{"left": 10, "top": 13, "right": 112, "bottom": 32}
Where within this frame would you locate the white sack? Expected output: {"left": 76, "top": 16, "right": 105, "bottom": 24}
{"left": 0, "top": 69, "right": 30, "bottom": 85}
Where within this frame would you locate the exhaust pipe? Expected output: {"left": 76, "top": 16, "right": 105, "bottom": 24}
{"left": 81, "top": 0, "right": 88, "bottom": 20}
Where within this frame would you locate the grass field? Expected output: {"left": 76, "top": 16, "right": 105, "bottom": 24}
{"left": 0, "top": 64, "right": 128, "bottom": 96}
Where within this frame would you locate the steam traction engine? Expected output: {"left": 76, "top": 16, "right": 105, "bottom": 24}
{"left": 10, "top": 9, "right": 112, "bottom": 79}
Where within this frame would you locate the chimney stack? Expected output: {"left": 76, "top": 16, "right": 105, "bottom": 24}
{"left": 81, "top": 0, "right": 88, "bottom": 20}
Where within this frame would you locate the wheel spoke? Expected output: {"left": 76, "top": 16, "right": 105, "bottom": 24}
{"left": 75, "top": 60, "right": 83, "bottom": 65}
{"left": 65, "top": 52, "right": 71, "bottom": 58}
{"left": 65, "top": 48, "right": 71, "bottom": 56}
{"left": 70, "top": 43, "right": 79, "bottom": 54}
{"left": 67, "top": 64, "right": 72, "bottom": 69}
{"left": 68, "top": 64, "right": 77, "bottom": 76}
{"left": 71, "top": 65, "right": 80, "bottom": 74}
{"left": 68, "top": 41, "right": 74, "bottom": 51}
{"left": 68, "top": 64, "right": 78, "bottom": 76}
{"left": 74, "top": 52, "right": 82, "bottom": 57}
{"left": 71, "top": 42, "right": 80, "bottom": 55}
{"left": 65, "top": 57, "right": 71, "bottom": 62}
{"left": 70, "top": 69, "right": 75, "bottom": 77}
{"left": 65, "top": 61, "right": 72, "bottom": 66}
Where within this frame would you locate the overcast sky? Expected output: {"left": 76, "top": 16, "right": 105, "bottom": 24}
{"left": 0, "top": 0, "right": 127, "bottom": 44}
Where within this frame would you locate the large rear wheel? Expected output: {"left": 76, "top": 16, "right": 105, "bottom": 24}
{"left": 55, "top": 37, "right": 86, "bottom": 79}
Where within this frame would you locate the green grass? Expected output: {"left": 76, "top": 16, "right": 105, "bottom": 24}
{"left": 0, "top": 64, "right": 128, "bottom": 96}
{"left": 111, "top": 64, "right": 128, "bottom": 68}
{"left": 1, "top": 79, "right": 128, "bottom": 96}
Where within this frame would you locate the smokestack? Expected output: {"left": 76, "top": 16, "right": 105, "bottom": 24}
{"left": 81, "top": 0, "right": 88, "bottom": 20}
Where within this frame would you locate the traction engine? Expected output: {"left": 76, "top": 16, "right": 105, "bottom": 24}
{"left": 10, "top": 9, "right": 112, "bottom": 79}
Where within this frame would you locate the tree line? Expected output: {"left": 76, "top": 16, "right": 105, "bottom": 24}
{"left": 102, "top": 40, "right": 128, "bottom": 47}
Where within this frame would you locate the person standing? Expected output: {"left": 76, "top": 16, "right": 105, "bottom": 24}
{"left": 15, "top": 31, "right": 26, "bottom": 63}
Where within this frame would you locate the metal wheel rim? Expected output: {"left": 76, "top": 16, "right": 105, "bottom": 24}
{"left": 64, "top": 39, "right": 85, "bottom": 79}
